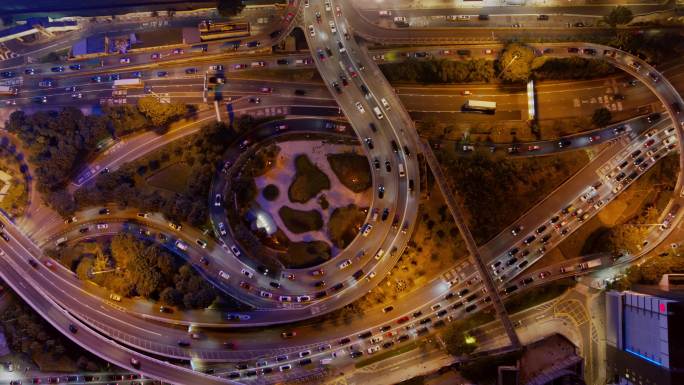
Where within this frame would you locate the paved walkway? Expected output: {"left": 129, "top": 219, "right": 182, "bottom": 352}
{"left": 254, "top": 140, "right": 370, "bottom": 254}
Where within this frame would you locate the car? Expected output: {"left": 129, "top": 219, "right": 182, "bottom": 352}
{"left": 397, "top": 316, "right": 410, "bottom": 324}
{"left": 185, "top": 68, "right": 198, "bottom": 74}
{"left": 96, "top": 223, "right": 108, "bottom": 230}
{"left": 508, "top": 247, "right": 519, "bottom": 257}
{"left": 51, "top": 66, "right": 65, "bottom": 73}
{"left": 378, "top": 185, "right": 385, "bottom": 199}
{"left": 588, "top": 134, "right": 601, "bottom": 143}
{"left": 528, "top": 145, "right": 540, "bottom": 151}
{"left": 281, "top": 331, "right": 296, "bottom": 339}
{"left": 209, "top": 64, "right": 224, "bottom": 71}
{"left": 33, "top": 96, "right": 47, "bottom": 104}
{"left": 279, "top": 364, "right": 292, "bottom": 372}
{"left": 511, "top": 225, "right": 523, "bottom": 236}
{"left": 99, "top": 208, "right": 110, "bottom": 215}
{"left": 177, "top": 340, "right": 190, "bottom": 347}
{"left": 157, "top": 71, "right": 168, "bottom": 77}
{"left": 367, "top": 345, "right": 381, "bottom": 354}
{"left": 524, "top": 235, "right": 536, "bottom": 245}
{"left": 355, "top": 101, "right": 365, "bottom": 113}
{"left": 383, "top": 305, "right": 394, "bottom": 313}
{"left": 338, "top": 259, "right": 352, "bottom": 269}
{"left": 350, "top": 351, "right": 363, "bottom": 359}
{"left": 331, "top": 282, "right": 344, "bottom": 292}
{"left": 241, "top": 268, "right": 254, "bottom": 278}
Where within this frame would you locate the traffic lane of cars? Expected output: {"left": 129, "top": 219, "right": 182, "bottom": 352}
{"left": 487, "top": 119, "right": 675, "bottom": 283}
{"left": 476, "top": 115, "right": 659, "bottom": 263}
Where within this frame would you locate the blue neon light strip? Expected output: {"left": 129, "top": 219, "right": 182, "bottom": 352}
{"left": 625, "top": 349, "right": 664, "bottom": 367}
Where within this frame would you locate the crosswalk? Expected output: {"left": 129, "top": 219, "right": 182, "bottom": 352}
{"left": 0, "top": 43, "right": 18, "bottom": 61}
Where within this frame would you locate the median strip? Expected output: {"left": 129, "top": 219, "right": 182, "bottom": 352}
{"left": 354, "top": 341, "right": 419, "bottom": 369}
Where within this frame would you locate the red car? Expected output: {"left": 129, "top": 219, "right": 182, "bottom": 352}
{"left": 588, "top": 134, "right": 601, "bottom": 143}
{"left": 239, "top": 281, "right": 251, "bottom": 290}
{"left": 528, "top": 145, "right": 540, "bottom": 151}
{"left": 397, "top": 316, "right": 410, "bottom": 324}
{"left": 644, "top": 138, "right": 655, "bottom": 147}
{"left": 285, "top": 12, "right": 294, "bottom": 22}
{"left": 538, "top": 271, "right": 551, "bottom": 279}
{"left": 348, "top": 67, "right": 358, "bottom": 78}
{"left": 260, "top": 87, "right": 273, "bottom": 93}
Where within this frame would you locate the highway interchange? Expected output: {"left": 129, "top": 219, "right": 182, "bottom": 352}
{"left": 0, "top": 0, "right": 683, "bottom": 384}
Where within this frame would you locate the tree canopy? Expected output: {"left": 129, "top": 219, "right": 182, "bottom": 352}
{"left": 592, "top": 107, "right": 612, "bottom": 127}
{"left": 604, "top": 6, "right": 633, "bottom": 26}
{"left": 497, "top": 43, "right": 536, "bottom": 83}
{"left": 217, "top": 0, "right": 245, "bottom": 16}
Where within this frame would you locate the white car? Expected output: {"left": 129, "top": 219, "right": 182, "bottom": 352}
{"left": 308, "top": 25, "right": 315, "bottom": 37}
{"left": 214, "top": 194, "right": 222, "bottom": 207}
{"left": 355, "top": 102, "right": 365, "bottom": 113}
{"left": 241, "top": 269, "right": 254, "bottom": 278}
{"left": 219, "top": 271, "right": 230, "bottom": 280}
{"left": 260, "top": 290, "right": 273, "bottom": 298}
{"left": 230, "top": 245, "right": 241, "bottom": 256}
{"left": 296, "top": 295, "right": 311, "bottom": 302}
{"left": 664, "top": 135, "right": 677, "bottom": 146}
{"left": 367, "top": 345, "right": 381, "bottom": 354}
{"left": 218, "top": 222, "right": 227, "bottom": 236}
{"left": 96, "top": 223, "right": 108, "bottom": 230}
{"left": 338, "top": 259, "right": 353, "bottom": 269}
{"left": 366, "top": 271, "right": 376, "bottom": 281}
{"left": 369, "top": 336, "right": 383, "bottom": 344}
{"left": 279, "top": 295, "right": 292, "bottom": 302}
{"left": 329, "top": 20, "right": 336, "bottom": 33}
{"left": 120, "top": 57, "right": 130, "bottom": 64}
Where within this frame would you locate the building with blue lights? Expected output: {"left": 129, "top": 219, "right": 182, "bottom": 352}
{"left": 605, "top": 280, "right": 684, "bottom": 385}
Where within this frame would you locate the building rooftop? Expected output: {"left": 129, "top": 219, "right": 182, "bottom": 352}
{"left": 71, "top": 35, "right": 106, "bottom": 56}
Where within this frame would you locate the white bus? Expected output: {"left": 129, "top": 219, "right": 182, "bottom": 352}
{"left": 463, "top": 99, "right": 496, "bottom": 113}
{"left": 113, "top": 78, "right": 144, "bottom": 89}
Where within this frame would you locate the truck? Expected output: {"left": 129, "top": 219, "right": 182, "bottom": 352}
{"left": 189, "top": 44, "right": 208, "bottom": 53}
{"left": 113, "top": 78, "right": 144, "bottom": 89}
{"left": 578, "top": 259, "right": 602, "bottom": 270}
{"left": 0, "top": 86, "right": 17, "bottom": 96}
{"left": 463, "top": 99, "right": 496, "bottom": 113}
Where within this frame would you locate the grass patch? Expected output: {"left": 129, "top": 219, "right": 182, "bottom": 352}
{"left": 262, "top": 184, "right": 279, "bottom": 201}
{"left": 278, "top": 206, "right": 323, "bottom": 234}
{"left": 436, "top": 150, "right": 589, "bottom": 244}
{"left": 355, "top": 341, "right": 419, "bottom": 369}
{"left": 288, "top": 154, "right": 330, "bottom": 203}
{"left": 504, "top": 279, "right": 575, "bottom": 314}
{"left": 282, "top": 240, "right": 331, "bottom": 268}
{"left": 145, "top": 162, "right": 192, "bottom": 193}
{"left": 327, "top": 152, "right": 372, "bottom": 193}
{"left": 328, "top": 204, "right": 367, "bottom": 248}
{"left": 243, "top": 144, "right": 280, "bottom": 177}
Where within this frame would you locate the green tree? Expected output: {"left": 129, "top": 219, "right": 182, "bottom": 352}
{"left": 592, "top": 107, "right": 612, "bottom": 127}
{"left": 442, "top": 321, "right": 478, "bottom": 356}
{"left": 604, "top": 6, "right": 633, "bottom": 27}
{"left": 217, "top": 0, "right": 245, "bottom": 16}
{"left": 498, "top": 43, "right": 535, "bottom": 83}
{"left": 136, "top": 96, "right": 188, "bottom": 130}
